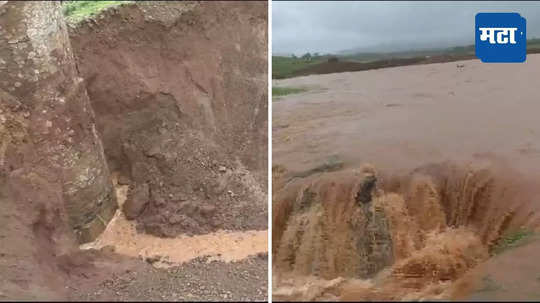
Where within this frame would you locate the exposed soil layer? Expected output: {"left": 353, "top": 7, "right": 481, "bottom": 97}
{"left": 272, "top": 55, "right": 540, "bottom": 301}
{"left": 0, "top": 1, "right": 117, "bottom": 246}
{"left": 0, "top": 2, "right": 268, "bottom": 301}
{"left": 68, "top": 1, "right": 268, "bottom": 237}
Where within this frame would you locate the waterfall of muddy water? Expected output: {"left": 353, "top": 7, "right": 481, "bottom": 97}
{"left": 80, "top": 174, "right": 267, "bottom": 268}
{"left": 272, "top": 162, "right": 540, "bottom": 301}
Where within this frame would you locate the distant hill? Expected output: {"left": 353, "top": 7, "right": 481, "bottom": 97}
{"left": 341, "top": 38, "right": 540, "bottom": 62}
{"left": 337, "top": 40, "right": 470, "bottom": 56}
{"left": 273, "top": 39, "right": 540, "bottom": 79}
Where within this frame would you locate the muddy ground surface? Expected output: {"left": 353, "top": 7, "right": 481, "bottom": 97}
{"left": 1, "top": 246, "right": 266, "bottom": 301}
{"left": 273, "top": 55, "right": 540, "bottom": 301}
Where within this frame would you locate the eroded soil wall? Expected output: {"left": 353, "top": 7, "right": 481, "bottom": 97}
{"left": 0, "top": 1, "right": 117, "bottom": 298}
{"left": 68, "top": 1, "right": 268, "bottom": 237}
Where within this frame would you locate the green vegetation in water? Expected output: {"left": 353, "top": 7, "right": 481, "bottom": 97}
{"left": 272, "top": 56, "right": 326, "bottom": 79}
{"left": 62, "top": 1, "right": 130, "bottom": 23}
{"left": 491, "top": 228, "right": 535, "bottom": 255}
{"left": 273, "top": 86, "right": 307, "bottom": 98}
{"left": 292, "top": 155, "right": 344, "bottom": 179}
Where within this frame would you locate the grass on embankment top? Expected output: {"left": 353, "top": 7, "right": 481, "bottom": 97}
{"left": 272, "top": 86, "right": 307, "bottom": 99}
{"left": 62, "top": 1, "right": 131, "bottom": 23}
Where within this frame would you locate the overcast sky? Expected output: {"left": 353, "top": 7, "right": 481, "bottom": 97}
{"left": 273, "top": 1, "right": 540, "bottom": 55}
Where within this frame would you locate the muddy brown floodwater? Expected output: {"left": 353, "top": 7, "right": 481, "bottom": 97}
{"left": 272, "top": 55, "right": 540, "bottom": 301}
{"left": 81, "top": 174, "right": 267, "bottom": 268}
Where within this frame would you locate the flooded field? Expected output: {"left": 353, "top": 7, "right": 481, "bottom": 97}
{"left": 272, "top": 55, "right": 540, "bottom": 301}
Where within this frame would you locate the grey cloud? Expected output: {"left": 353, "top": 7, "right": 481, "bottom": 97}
{"left": 272, "top": 1, "right": 540, "bottom": 55}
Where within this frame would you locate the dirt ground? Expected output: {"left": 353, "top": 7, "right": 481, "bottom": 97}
{"left": 1, "top": 244, "right": 267, "bottom": 302}
{"left": 273, "top": 55, "right": 540, "bottom": 301}
{"left": 65, "top": 253, "right": 268, "bottom": 302}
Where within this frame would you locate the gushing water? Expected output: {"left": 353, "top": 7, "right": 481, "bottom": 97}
{"left": 272, "top": 162, "right": 540, "bottom": 301}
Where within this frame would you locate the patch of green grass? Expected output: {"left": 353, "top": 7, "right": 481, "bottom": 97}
{"left": 272, "top": 56, "right": 325, "bottom": 79}
{"left": 492, "top": 228, "right": 535, "bottom": 255}
{"left": 528, "top": 41, "right": 540, "bottom": 50}
{"left": 62, "top": 1, "right": 130, "bottom": 23}
{"left": 272, "top": 86, "right": 307, "bottom": 98}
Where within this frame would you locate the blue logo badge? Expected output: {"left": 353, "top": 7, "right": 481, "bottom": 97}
{"left": 475, "top": 13, "right": 526, "bottom": 63}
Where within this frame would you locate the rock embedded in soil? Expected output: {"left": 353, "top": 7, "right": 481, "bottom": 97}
{"left": 123, "top": 183, "right": 150, "bottom": 220}
{"left": 356, "top": 174, "right": 377, "bottom": 204}
{"left": 118, "top": 175, "right": 131, "bottom": 185}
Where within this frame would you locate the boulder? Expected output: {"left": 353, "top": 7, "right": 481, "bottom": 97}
{"left": 123, "top": 183, "right": 150, "bottom": 219}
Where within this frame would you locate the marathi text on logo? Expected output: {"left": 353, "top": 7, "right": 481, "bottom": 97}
{"left": 478, "top": 27, "right": 518, "bottom": 44}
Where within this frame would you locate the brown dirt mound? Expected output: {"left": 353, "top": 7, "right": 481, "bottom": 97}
{"left": 68, "top": 1, "right": 268, "bottom": 237}
{"left": 272, "top": 161, "right": 540, "bottom": 301}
